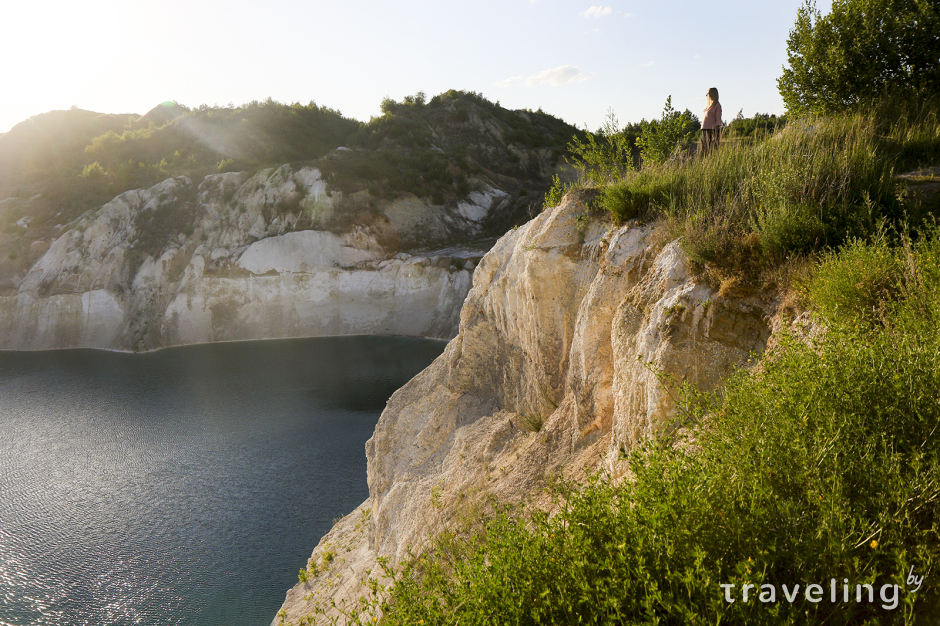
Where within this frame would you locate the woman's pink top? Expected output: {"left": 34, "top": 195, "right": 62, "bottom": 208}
{"left": 702, "top": 102, "right": 722, "bottom": 130}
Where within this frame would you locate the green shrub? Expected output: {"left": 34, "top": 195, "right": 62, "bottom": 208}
{"left": 565, "top": 108, "right": 633, "bottom": 186}
{"left": 542, "top": 174, "right": 570, "bottom": 210}
{"left": 636, "top": 96, "right": 693, "bottom": 165}
{"left": 81, "top": 161, "right": 106, "bottom": 179}
{"left": 369, "top": 230, "right": 940, "bottom": 626}
{"left": 455, "top": 175, "right": 470, "bottom": 196}
{"left": 216, "top": 158, "right": 236, "bottom": 172}
{"left": 804, "top": 233, "right": 905, "bottom": 323}
{"left": 520, "top": 414, "right": 544, "bottom": 433}
{"left": 600, "top": 169, "right": 677, "bottom": 221}
{"left": 750, "top": 201, "right": 825, "bottom": 259}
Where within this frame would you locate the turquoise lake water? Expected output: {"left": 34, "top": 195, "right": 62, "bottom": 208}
{"left": 0, "top": 336, "right": 445, "bottom": 626}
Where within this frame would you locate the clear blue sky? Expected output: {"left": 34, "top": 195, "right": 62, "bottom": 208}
{"left": 1, "top": 0, "right": 831, "bottom": 134}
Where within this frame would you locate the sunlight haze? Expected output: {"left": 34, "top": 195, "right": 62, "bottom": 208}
{"left": 1, "top": 0, "right": 832, "bottom": 133}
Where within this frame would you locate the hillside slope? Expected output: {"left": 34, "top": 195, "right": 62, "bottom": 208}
{"left": 0, "top": 92, "right": 578, "bottom": 350}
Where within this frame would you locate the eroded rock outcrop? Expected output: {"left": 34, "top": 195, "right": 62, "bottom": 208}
{"left": 274, "top": 191, "right": 773, "bottom": 625}
{"left": 0, "top": 165, "right": 504, "bottom": 350}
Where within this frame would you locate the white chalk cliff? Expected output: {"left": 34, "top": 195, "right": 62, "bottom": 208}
{"left": 0, "top": 164, "right": 508, "bottom": 350}
{"left": 273, "top": 190, "right": 774, "bottom": 625}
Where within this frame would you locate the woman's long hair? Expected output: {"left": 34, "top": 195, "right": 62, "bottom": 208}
{"left": 706, "top": 87, "right": 720, "bottom": 109}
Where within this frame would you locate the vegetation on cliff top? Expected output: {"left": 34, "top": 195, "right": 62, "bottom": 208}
{"left": 545, "top": 0, "right": 939, "bottom": 295}
{"left": 601, "top": 101, "right": 940, "bottom": 293}
{"left": 283, "top": 1, "right": 940, "bottom": 623}
{"left": 290, "top": 227, "right": 940, "bottom": 626}
{"left": 395, "top": 230, "right": 940, "bottom": 625}
{"left": 312, "top": 89, "right": 575, "bottom": 229}
{"left": 0, "top": 90, "right": 573, "bottom": 218}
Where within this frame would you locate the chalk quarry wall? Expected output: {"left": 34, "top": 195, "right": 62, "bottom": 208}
{"left": 273, "top": 191, "right": 775, "bottom": 624}
{"left": 0, "top": 166, "right": 507, "bottom": 350}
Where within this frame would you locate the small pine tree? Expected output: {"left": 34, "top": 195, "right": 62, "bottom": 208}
{"left": 636, "top": 96, "right": 693, "bottom": 165}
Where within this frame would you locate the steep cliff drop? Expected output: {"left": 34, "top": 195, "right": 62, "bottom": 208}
{"left": 273, "top": 191, "right": 774, "bottom": 624}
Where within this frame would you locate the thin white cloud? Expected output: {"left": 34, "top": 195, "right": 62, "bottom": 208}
{"left": 494, "top": 76, "right": 523, "bottom": 87}
{"left": 640, "top": 60, "right": 654, "bottom": 68}
{"left": 581, "top": 6, "right": 612, "bottom": 18}
{"left": 524, "top": 65, "right": 591, "bottom": 87}
{"left": 624, "top": 12, "right": 634, "bottom": 17}
{"left": 694, "top": 53, "right": 700, "bottom": 59}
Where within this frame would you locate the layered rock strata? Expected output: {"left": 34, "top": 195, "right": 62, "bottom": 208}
{"left": 274, "top": 191, "right": 773, "bottom": 624}
{"left": 0, "top": 165, "right": 503, "bottom": 350}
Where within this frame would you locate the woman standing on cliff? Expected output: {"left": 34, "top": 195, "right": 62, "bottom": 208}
{"left": 701, "top": 87, "right": 722, "bottom": 156}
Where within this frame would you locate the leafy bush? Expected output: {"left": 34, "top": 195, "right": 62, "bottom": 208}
{"left": 778, "top": 0, "right": 940, "bottom": 114}
{"left": 542, "top": 174, "right": 570, "bottom": 210}
{"left": 803, "top": 232, "right": 906, "bottom": 323}
{"left": 81, "top": 161, "right": 106, "bottom": 179}
{"left": 749, "top": 201, "right": 825, "bottom": 258}
{"left": 345, "top": 229, "right": 940, "bottom": 626}
{"left": 565, "top": 108, "right": 634, "bottom": 186}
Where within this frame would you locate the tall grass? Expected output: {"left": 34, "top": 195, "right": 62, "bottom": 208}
{"left": 600, "top": 102, "right": 940, "bottom": 283}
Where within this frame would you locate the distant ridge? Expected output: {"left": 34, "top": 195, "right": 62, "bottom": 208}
{"left": 0, "top": 90, "right": 580, "bottom": 295}
{"left": 138, "top": 101, "right": 189, "bottom": 128}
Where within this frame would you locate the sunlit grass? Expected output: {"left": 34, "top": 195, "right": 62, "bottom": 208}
{"left": 599, "top": 101, "right": 940, "bottom": 290}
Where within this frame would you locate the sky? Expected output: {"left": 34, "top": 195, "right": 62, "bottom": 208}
{"left": 0, "top": 0, "right": 833, "bottom": 135}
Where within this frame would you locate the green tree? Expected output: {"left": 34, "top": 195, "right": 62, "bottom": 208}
{"left": 635, "top": 96, "right": 692, "bottom": 165}
{"left": 778, "top": 0, "right": 940, "bottom": 114}
{"left": 81, "top": 161, "right": 106, "bottom": 179}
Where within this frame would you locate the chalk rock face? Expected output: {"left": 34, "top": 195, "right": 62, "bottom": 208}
{"left": 0, "top": 165, "right": 490, "bottom": 351}
{"left": 273, "top": 191, "right": 773, "bottom": 624}
{"left": 456, "top": 188, "right": 509, "bottom": 224}
{"left": 161, "top": 258, "right": 470, "bottom": 345}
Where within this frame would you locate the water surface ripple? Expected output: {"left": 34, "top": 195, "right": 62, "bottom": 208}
{"left": 0, "top": 336, "right": 445, "bottom": 626}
